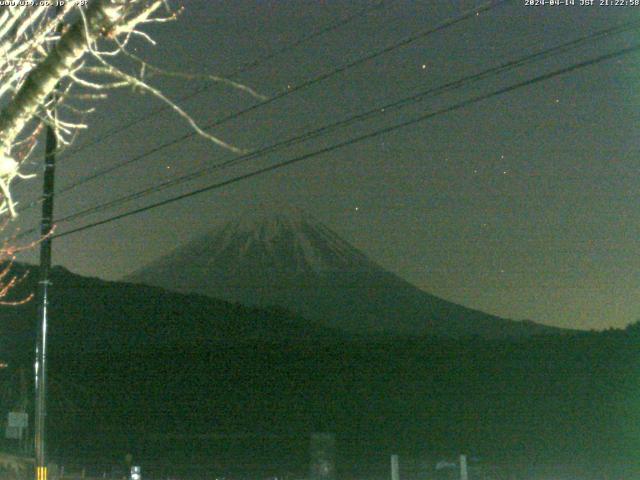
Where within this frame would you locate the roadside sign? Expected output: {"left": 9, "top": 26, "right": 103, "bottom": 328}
{"left": 8, "top": 412, "right": 28, "bottom": 428}
{"left": 5, "top": 412, "right": 28, "bottom": 439}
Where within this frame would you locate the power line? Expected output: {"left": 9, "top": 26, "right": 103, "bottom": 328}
{"left": 17, "top": 0, "right": 509, "bottom": 216}
{"left": 13, "top": 30, "right": 636, "bottom": 240}
{"left": 58, "top": 0, "right": 392, "bottom": 160}
{"left": 48, "top": 43, "right": 640, "bottom": 240}
{"left": 35, "top": 20, "right": 640, "bottom": 230}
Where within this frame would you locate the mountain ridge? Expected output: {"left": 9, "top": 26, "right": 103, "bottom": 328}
{"left": 126, "top": 209, "right": 572, "bottom": 338}
{"left": 0, "top": 262, "right": 350, "bottom": 361}
{"left": 2, "top": 262, "right": 635, "bottom": 478}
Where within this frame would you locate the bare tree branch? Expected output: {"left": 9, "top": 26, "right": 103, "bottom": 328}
{"left": 0, "top": 0, "right": 262, "bottom": 219}
{"left": 0, "top": 0, "right": 131, "bottom": 152}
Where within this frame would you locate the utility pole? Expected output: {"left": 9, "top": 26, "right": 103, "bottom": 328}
{"left": 459, "top": 454, "right": 468, "bottom": 480}
{"left": 34, "top": 77, "right": 58, "bottom": 480}
{"left": 390, "top": 454, "right": 399, "bottom": 480}
{"left": 34, "top": 8, "right": 63, "bottom": 478}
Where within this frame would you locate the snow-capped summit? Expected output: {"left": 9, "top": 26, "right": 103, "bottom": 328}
{"left": 126, "top": 208, "right": 562, "bottom": 338}
{"left": 214, "top": 206, "right": 375, "bottom": 274}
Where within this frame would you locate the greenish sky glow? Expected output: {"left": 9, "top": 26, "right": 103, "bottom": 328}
{"left": 10, "top": 0, "right": 640, "bottom": 331}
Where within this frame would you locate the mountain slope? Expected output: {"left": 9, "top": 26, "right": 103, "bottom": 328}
{"left": 0, "top": 263, "right": 346, "bottom": 360}
{"left": 126, "top": 208, "right": 566, "bottom": 338}
{"left": 0, "top": 263, "right": 634, "bottom": 477}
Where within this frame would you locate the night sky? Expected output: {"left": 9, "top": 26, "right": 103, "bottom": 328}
{"left": 9, "top": 0, "right": 640, "bottom": 331}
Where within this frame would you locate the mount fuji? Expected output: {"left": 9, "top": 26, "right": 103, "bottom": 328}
{"left": 126, "top": 208, "right": 564, "bottom": 338}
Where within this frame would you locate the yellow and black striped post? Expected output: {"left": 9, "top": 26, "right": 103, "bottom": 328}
{"left": 36, "top": 466, "right": 47, "bottom": 480}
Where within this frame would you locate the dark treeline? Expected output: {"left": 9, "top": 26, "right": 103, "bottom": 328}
{"left": 0, "top": 265, "right": 638, "bottom": 478}
{"left": 13, "top": 329, "right": 639, "bottom": 479}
